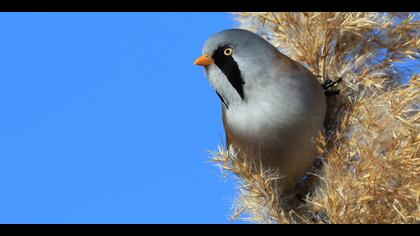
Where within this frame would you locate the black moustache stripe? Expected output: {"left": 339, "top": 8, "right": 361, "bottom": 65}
{"left": 212, "top": 47, "right": 245, "bottom": 100}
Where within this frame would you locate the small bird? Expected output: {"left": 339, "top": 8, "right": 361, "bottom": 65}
{"left": 194, "top": 29, "right": 327, "bottom": 192}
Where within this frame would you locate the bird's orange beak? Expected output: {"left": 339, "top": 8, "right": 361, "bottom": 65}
{"left": 194, "top": 55, "right": 214, "bottom": 66}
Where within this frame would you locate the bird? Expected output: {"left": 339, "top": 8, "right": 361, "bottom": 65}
{"left": 194, "top": 29, "right": 327, "bottom": 193}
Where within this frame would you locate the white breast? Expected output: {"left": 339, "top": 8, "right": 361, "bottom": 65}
{"left": 224, "top": 76, "right": 326, "bottom": 151}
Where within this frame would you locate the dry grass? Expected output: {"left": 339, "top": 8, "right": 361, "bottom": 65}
{"left": 210, "top": 12, "right": 420, "bottom": 224}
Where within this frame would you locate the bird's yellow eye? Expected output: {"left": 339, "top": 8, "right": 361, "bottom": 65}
{"left": 223, "top": 48, "right": 233, "bottom": 56}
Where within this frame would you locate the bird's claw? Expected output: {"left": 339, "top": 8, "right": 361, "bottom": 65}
{"left": 319, "top": 76, "right": 343, "bottom": 96}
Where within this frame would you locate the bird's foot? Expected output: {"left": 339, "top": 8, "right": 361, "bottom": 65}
{"left": 317, "top": 76, "right": 343, "bottom": 96}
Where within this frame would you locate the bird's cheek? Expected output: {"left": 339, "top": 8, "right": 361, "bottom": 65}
{"left": 205, "top": 65, "right": 217, "bottom": 79}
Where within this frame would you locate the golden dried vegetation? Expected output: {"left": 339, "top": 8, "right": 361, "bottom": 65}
{"left": 211, "top": 12, "right": 419, "bottom": 224}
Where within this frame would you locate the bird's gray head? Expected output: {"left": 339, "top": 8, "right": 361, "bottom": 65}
{"left": 194, "top": 29, "right": 281, "bottom": 108}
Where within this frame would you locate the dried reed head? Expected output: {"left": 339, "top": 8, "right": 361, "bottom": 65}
{"left": 211, "top": 12, "right": 419, "bottom": 224}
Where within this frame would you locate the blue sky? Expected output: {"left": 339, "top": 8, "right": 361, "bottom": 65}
{"left": 0, "top": 12, "right": 243, "bottom": 223}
